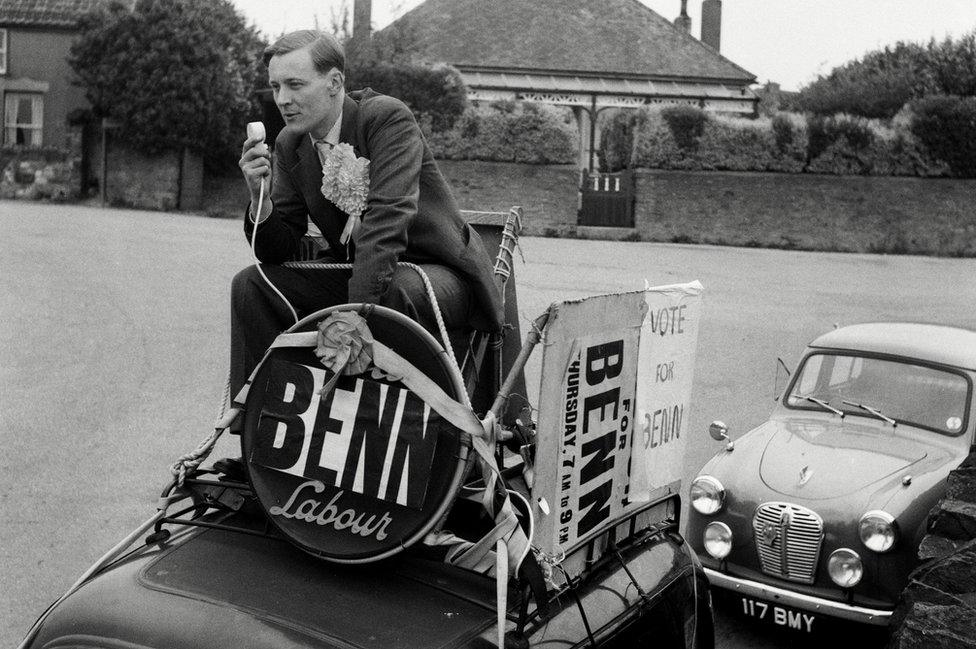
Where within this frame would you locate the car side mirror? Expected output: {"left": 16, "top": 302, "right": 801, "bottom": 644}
{"left": 774, "top": 357, "right": 792, "bottom": 401}
{"left": 708, "top": 421, "right": 734, "bottom": 451}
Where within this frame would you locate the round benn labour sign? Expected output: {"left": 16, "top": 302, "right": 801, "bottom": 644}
{"left": 241, "top": 307, "right": 468, "bottom": 563}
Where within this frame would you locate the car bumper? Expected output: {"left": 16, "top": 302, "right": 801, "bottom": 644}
{"left": 704, "top": 567, "right": 892, "bottom": 626}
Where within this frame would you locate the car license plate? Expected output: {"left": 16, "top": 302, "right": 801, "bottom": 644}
{"left": 740, "top": 597, "right": 816, "bottom": 632}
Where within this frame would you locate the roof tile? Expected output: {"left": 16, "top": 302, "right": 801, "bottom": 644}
{"left": 388, "top": 0, "right": 754, "bottom": 83}
{"left": 0, "top": 0, "right": 106, "bottom": 28}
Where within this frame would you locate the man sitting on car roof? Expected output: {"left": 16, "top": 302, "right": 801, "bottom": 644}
{"left": 232, "top": 30, "right": 502, "bottom": 396}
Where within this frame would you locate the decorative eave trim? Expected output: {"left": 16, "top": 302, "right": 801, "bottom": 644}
{"left": 466, "top": 87, "right": 756, "bottom": 115}
{"left": 459, "top": 70, "right": 756, "bottom": 101}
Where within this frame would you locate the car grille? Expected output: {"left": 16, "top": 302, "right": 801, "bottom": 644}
{"left": 753, "top": 502, "right": 824, "bottom": 584}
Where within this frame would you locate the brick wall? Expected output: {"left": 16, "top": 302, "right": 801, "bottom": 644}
{"left": 202, "top": 161, "right": 976, "bottom": 257}
{"left": 433, "top": 163, "right": 976, "bottom": 256}
{"left": 437, "top": 159, "right": 579, "bottom": 236}
{"left": 633, "top": 170, "right": 976, "bottom": 255}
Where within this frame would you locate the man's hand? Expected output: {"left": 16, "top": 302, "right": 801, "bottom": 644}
{"left": 239, "top": 134, "right": 272, "bottom": 221}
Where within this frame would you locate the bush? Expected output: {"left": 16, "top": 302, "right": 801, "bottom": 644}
{"left": 806, "top": 114, "right": 875, "bottom": 162}
{"left": 632, "top": 109, "right": 685, "bottom": 168}
{"left": 660, "top": 104, "right": 708, "bottom": 149}
{"left": 599, "top": 110, "right": 647, "bottom": 172}
{"left": 697, "top": 117, "right": 774, "bottom": 171}
{"left": 346, "top": 62, "right": 468, "bottom": 132}
{"left": 865, "top": 122, "right": 948, "bottom": 177}
{"left": 771, "top": 113, "right": 794, "bottom": 153}
{"left": 428, "top": 102, "right": 577, "bottom": 164}
{"left": 770, "top": 113, "right": 809, "bottom": 169}
{"left": 909, "top": 95, "right": 976, "bottom": 177}
{"left": 631, "top": 108, "right": 805, "bottom": 172}
{"left": 598, "top": 111, "right": 628, "bottom": 172}
{"left": 623, "top": 106, "right": 952, "bottom": 177}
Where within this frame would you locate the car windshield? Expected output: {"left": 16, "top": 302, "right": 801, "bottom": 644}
{"left": 785, "top": 352, "right": 971, "bottom": 436}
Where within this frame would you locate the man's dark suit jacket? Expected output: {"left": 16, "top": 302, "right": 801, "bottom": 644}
{"left": 244, "top": 89, "right": 503, "bottom": 332}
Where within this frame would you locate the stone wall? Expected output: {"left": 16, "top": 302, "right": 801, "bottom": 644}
{"left": 889, "top": 451, "right": 976, "bottom": 648}
{"left": 105, "top": 142, "right": 203, "bottom": 211}
{"left": 0, "top": 145, "right": 81, "bottom": 201}
{"left": 105, "top": 143, "right": 179, "bottom": 211}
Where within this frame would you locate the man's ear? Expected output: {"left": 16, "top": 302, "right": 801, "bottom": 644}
{"left": 328, "top": 69, "right": 345, "bottom": 95}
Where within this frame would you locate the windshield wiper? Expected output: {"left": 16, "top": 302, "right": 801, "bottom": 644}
{"left": 792, "top": 394, "right": 844, "bottom": 417}
{"left": 842, "top": 400, "right": 897, "bottom": 426}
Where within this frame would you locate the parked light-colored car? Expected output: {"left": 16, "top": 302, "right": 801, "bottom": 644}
{"left": 686, "top": 322, "right": 975, "bottom": 633}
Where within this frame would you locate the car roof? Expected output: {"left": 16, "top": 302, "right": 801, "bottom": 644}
{"left": 808, "top": 322, "right": 976, "bottom": 370}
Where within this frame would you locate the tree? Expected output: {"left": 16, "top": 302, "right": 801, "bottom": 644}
{"left": 345, "top": 62, "right": 468, "bottom": 131}
{"left": 796, "top": 42, "right": 930, "bottom": 118}
{"left": 340, "top": 9, "right": 466, "bottom": 132}
{"left": 69, "top": 0, "right": 267, "bottom": 171}
{"left": 795, "top": 32, "right": 976, "bottom": 119}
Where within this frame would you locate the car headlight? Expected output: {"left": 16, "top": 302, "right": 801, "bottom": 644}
{"left": 859, "top": 510, "right": 897, "bottom": 553}
{"left": 704, "top": 522, "right": 732, "bottom": 559}
{"left": 690, "top": 476, "right": 725, "bottom": 515}
{"left": 827, "top": 548, "right": 863, "bottom": 588}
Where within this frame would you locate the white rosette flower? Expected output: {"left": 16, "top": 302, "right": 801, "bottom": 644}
{"left": 320, "top": 142, "right": 370, "bottom": 245}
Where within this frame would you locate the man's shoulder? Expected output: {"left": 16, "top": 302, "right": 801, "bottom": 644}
{"left": 350, "top": 89, "right": 411, "bottom": 121}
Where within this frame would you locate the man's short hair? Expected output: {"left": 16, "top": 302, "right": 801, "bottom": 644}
{"left": 263, "top": 30, "right": 345, "bottom": 74}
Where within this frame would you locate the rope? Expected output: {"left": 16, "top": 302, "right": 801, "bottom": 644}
{"left": 214, "top": 370, "right": 232, "bottom": 426}
{"left": 169, "top": 406, "right": 239, "bottom": 485}
{"left": 172, "top": 258, "right": 462, "bottom": 486}
{"left": 283, "top": 260, "right": 467, "bottom": 407}
{"left": 492, "top": 206, "right": 524, "bottom": 282}
{"left": 401, "top": 261, "right": 466, "bottom": 406}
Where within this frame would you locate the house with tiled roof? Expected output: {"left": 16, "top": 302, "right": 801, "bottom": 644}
{"left": 0, "top": 0, "right": 104, "bottom": 149}
{"left": 380, "top": 0, "right": 757, "bottom": 168}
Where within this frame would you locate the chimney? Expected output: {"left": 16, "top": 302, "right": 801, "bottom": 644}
{"left": 700, "top": 0, "right": 721, "bottom": 51}
{"left": 352, "top": 0, "right": 372, "bottom": 44}
{"left": 674, "top": 0, "right": 691, "bottom": 34}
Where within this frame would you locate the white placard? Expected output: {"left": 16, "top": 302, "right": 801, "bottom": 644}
{"left": 531, "top": 292, "right": 645, "bottom": 555}
{"left": 630, "top": 281, "right": 704, "bottom": 499}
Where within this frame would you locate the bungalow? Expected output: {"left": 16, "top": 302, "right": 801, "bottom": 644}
{"left": 378, "top": 0, "right": 757, "bottom": 169}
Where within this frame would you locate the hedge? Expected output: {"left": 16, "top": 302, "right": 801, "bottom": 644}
{"left": 428, "top": 101, "right": 577, "bottom": 165}
{"left": 617, "top": 103, "right": 958, "bottom": 177}
{"left": 629, "top": 107, "right": 806, "bottom": 173}
{"left": 909, "top": 95, "right": 976, "bottom": 178}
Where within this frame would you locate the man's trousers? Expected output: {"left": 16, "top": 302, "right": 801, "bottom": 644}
{"left": 230, "top": 262, "right": 472, "bottom": 399}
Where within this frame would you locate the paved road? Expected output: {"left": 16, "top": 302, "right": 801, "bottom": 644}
{"left": 2, "top": 201, "right": 974, "bottom": 647}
